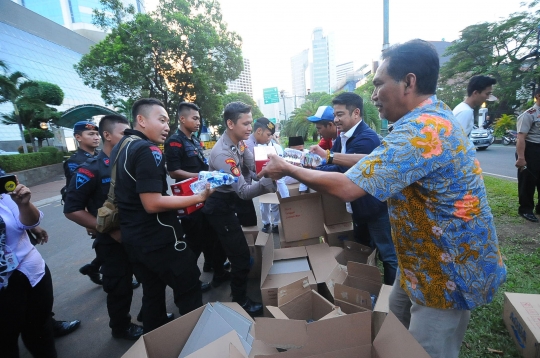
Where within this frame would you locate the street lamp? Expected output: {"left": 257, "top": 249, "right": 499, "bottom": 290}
{"left": 280, "top": 90, "right": 287, "bottom": 121}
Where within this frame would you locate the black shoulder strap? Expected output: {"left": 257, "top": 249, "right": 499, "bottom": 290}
{"left": 106, "top": 135, "right": 141, "bottom": 204}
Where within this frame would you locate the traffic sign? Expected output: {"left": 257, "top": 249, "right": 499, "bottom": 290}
{"left": 263, "top": 87, "right": 279, "bottom": 104}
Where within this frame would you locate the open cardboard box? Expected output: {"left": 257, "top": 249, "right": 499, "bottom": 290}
{"left": 503, "top": 292, "right": 540, "bottom": 358}
{"left": 245, "top": 232, "right": 269, "bottom": 279}
{"left": 266, "top": 277, "right": 342, "bottom": 322}
{"left": 324, "top": 222, "right": 354, "bottom": 247}
{"left": 260, "top": 237, "right": 341, "bottom": 316}
{"left": 332, "top": 240, "right": 375, "bottom": 266}
{"left": 254, "top": 146, "right": 277, "bottom": 174}
{"left": 320, "top": 193, "right": 351, "bottom": 226}
{"left": 274, "top": 189, "right": 325, "bottom": 242}
{"left": 277, "top": 223, "right": 324, "bottom": 249}
{"left": 253, "top": 310, "right": 429, "bottom": 357}
{"left": 122, "top": 302, "right": 278, "bottom": 358}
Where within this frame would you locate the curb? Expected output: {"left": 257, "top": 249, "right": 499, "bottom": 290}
{"left": 34, "top": 195, "right": 62, "bottom": 207}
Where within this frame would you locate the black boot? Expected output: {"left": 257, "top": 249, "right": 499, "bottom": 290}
{"left": 236, "top": 297, "right": 263, "bottom": 317}
{"left": 112, "top": 323, "right": 144, "bottom": 340}
{"left": 53, "top": 319, "right": 81, "bottom": 337}
{"left": 79, "top": 264, "right": 102, "bottom": 285}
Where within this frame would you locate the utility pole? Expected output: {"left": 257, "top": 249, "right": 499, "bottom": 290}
{"left": 280, "top": 90, "right": 287, "bottom": 121}
{"left": 382, "top": 0, "right": 389, "bottom": 51}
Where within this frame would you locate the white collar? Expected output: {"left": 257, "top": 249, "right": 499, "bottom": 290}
{"left": 340, "top": 120, "right": 362, "bottom": 139}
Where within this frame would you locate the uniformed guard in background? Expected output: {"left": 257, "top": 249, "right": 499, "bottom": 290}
{"left": 202, "top": 101, "right": 276, "bottom": 317}
{"left": 113, "top": 98, "right": 212, "bottom": 333}
{"left": 64, "top": 115, "right": 143, "bottom": 340}
{"left": 164, "top": 102, "right": 223, "bottom": 290}
{"left": 62, "top": 120, "right": 103, "bottom": 285}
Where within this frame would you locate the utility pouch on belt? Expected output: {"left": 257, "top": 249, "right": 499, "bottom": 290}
{"left": 96, "top": 135, "right": 140, "bottom": 233}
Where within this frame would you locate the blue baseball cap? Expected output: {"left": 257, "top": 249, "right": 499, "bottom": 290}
{"left": 307, "top": 106, "right": 334, "bottom": 122}
{"left": 73, "top": 120, "right": 98, "bottom": 134}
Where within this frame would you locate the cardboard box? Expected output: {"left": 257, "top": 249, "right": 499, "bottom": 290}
{"left": 122, "top": 302, "right": 278, "bottom": 358}
{"left": 320, "top": 193, "right": 351, "bottom": 226}
{"left": 276, "top": 190, "right": 325, "bottom": 242}
{"left": 266, "top": 277, "right": 342, "bottom": 322}
{"left": 324, "top": 222, "right": 354, "bottom": 247}
{"left": 336, "top": 241, "right": 375, "bottom": 266}
{"left": 246, "top": 232, "right": 269, "bottom": 279}
{"left": 503, "top": 292, "right": 540, "bottom": 357}
{"left": 171, "top": 178, "right": 204, "bottom": 215}
{"left": 253, "top": 310, "right": 430, "bottom": 357}
{"left": 277, "top": 223, "right": 324, "bottom": 249}
{"left": 260, "top": 239, "right": 341, "bottom": 315}
{"left": 254, "top": 146, "right": 277, "bottom": 174}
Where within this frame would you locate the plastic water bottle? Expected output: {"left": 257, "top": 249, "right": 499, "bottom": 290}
{"left": 283, "top": 148, "right": 325, "bottom": 168}
{"left": 190, "top": 171, "right": 238, "bottom": 193}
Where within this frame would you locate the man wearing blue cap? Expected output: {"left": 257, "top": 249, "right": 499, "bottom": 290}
{"left": 62, "top": 120, "right": 103, "bottom": 285}
{"left": 307, "top": 106, "right": 338, "bottom": 150}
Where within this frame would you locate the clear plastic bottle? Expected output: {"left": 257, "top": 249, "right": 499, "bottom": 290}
{"left": 190, "top": 171, "right": 238, "bottom": 193}
{"left": 283, "top": 148, "right": 325, "bottom": 168}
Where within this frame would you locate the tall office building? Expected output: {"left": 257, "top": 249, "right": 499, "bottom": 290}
{"left": 311, "top": 28, "right": 336, "bottom": 94}
{"left": 226, "top": 58, "right": 253, "bottom": 98}
{"left": 0, "top": 0, "right": 105, "bottom": 149}
{"left": 11, "top": 0, "right": 145, "bottom": 41}
{"left": 336, "top": 61, "right": 354, "bottom": 83}
{"left": 291, "top": 49, "right": 309, "bottom": 97}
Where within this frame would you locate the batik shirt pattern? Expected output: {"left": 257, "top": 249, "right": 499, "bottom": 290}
{"left": 345, "top": 96, "right": 506, "bottom": 310}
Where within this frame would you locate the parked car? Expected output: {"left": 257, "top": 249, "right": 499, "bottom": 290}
{"left": 0, "top": 149, "right": 19, "bottom": 155}
{"left": 469, "top": 126, "right": 494, "bottom": 150}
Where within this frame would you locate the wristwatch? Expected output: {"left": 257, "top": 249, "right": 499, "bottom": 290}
{"left": 328, "top": 151, "right": 334, "bottom": 164}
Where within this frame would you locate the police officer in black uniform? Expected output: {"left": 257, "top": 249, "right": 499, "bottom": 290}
{"left": 64, "top": 115, "right": 143, "bottom": 340}
{"left": 113, "top": 98, "right": 212, "bottom": 333}
{"left": 62, "top": 121, "right": 103, "bottom": 285}
{"left": 164, "top": 102, "right": 226, "bottom": 288}
{"left": 203, "top": 101, "right": 276, "bottom": 317}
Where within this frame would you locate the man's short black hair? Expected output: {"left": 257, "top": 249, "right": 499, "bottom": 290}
{"left": 535, "top": 87, "right": 540, "bottom": 96}
{"left": 332, "top": 92, "right": 364, "bottom": 117}
{"left": 382, "top": 39, "right": 439, "bottom": 95}
{"left": 98, "top": 114, "right": 129, "bottom": 139}
{"left": 316, "top": 120, "right": 334, "bottom": 128}
{"left": 131, "top": 98, "right": 166, "bottom": 122}
{"left": 466, "top": 76, "right": 497, "bottom": 97}
{"left": 177, "top": 102, "right": 200, "bottom": 120}
{"left": 223, "top": 101, "right": 251, "bottom": 126}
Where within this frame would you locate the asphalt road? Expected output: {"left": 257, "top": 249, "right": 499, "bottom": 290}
{"left": 19, "top": 197, "right": 265, "bottom": 358}
{"left": 474, "top": 144, "right": 518, "bottom": 181}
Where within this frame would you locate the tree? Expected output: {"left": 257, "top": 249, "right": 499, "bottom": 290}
{"left": 76, "top": 0, "right": 243, "bottom": 134}
{"left": 354, "top": 75, "right": 381, "bottom": 133}
{"left": 440, "top": 1, "right": 540, "bottom": 116}
{"left": 0, "top": 60, "right": 45, "bottom": 153}
{"left": 24, "top": 128, "right": 55, "bottom": 148}
{"left": 2, "top": 81, "right": 64, "bottom": 129}
{"left": 280, "top": 92, "right": 333, "bottom": 141}
{"left": 222, "top": 92, "right": 263, "bottom": 118}
{"left": 114, "top": 98, "right": 136, "bottom": 122}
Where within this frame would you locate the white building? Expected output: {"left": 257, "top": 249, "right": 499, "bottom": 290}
{"left": 311, "top": 28, "right": 336, "bottom": 94}
{"left": 291, "top": 49, "right": 309, "bottom": 97}
{"left": 336, "top": 61, "right": 354, "bottom": 83}
{"left": 226, "top": 58, "right": 253, "bottom": 99}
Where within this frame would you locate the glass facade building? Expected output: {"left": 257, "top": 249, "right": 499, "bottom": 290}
{"left": 311, "top": 28, "right": 336, "bottom": 94}
{"left": 0, "top": 5, "right": 105, "bottom": 143}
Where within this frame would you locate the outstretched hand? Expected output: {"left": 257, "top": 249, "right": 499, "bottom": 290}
{"left": 198, "top": 183, "right": 215, "bottom": 202}
{"left": 309, "top": 145, "right": 326, "bottom": 158}
{"left": 10, "top": 183, "right": 32, "bottom": 206}
{"left": 258, "top": 154, "right": 291, "bottom": 180}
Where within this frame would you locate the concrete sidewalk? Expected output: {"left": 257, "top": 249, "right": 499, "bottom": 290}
{"left": 30, "top": 179, "right": 64, "bottom": 206}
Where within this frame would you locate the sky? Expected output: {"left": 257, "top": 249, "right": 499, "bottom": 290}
{"left": 146, "top": 0, "right": 529, "bottom": 104}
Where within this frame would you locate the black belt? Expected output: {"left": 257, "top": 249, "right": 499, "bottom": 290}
{"left": 526, "top": 141, "right": 540, "bottom": 147}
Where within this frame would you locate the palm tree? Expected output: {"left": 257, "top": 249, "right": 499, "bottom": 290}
{"left": 0, "top": 60, "right": 40, "bottom": 153}
{"left": 280, "top": 92, "right": 333, "bottom": 141}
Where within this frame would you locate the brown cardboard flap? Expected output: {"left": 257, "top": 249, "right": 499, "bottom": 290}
{"left": 373, "top": 312, "right": 430, "bottom": 357}
{"left": 254, "top": 317, "right": 309, "bottom": 349}
{"left": 266, "top": 306, "right": 290, "bottom": 319}
{"left": 229, "top": 343, "right": 247, "bottom": 358}
{"left": 374, "top": 285, "right": 392, "bottom": 313}
{"left": 324, "top": 265, "right": 348, "bottom": 298}
{"left": 274, "top": 246, "right": 308, "bottom": 261}
{"left": 245, "top": 234, "right": 255, "bottom": 246}
{"left": 250, "top": 340, "right": 279, "bottom": 357}
{"left": 347, "top": 261, "right": 383, "bottom": 283}
{"left": 261, "top": 231, "right": 275, "bottom": 284}
{"left": 334, "top": 299, "right": 370, "bottom": 315}
{"left": 277, "top": 277, "right": 311, "bottom": 306}
{"left": 342, "top": 241, "right": 373, "bottom": 264}
{"left": 122, "top": 337, "right": 149, "bottom": 358}
{"left": 259, "top": 193, "right": 280, "bottom": 204}
{"left": 335, "top": 283, "right": 373, "bottom": 310}
{"left": 255, "top": 232, "right": 270, "bottom": 246}
{"left": 305, "top": 243, "right": 341, "bottom": 283}
{"left": 320, "top": 193, "right": 352, "bottom": 226}
{"left": 242, "top": 226, "right": 259, "bottom": 238}
{"left": 185, "top": 331, "right": 246, "bottom": 358}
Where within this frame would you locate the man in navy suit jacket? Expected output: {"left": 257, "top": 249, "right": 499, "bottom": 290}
{"left": 313, "top": 92, "right": 397, "bottom": 285}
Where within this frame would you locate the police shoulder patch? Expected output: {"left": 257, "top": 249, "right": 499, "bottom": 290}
{"left": 76, "top": 173, "right": 90, "bottom": 189}
{"left": 170, "top": 141, "right": 182, "bottom": 148}
{"left": 149, "top": 146, "right": 162, "bottom": 166}
{"left": 527, "top": 108, "right": 536, "bottom": 114}
{"left": 225, "top": 158, "right": 241, "bottom": 177}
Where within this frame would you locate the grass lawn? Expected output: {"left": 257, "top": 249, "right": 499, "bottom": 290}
{"left": 459, "top": 176, "right": 540, "bottom": 357}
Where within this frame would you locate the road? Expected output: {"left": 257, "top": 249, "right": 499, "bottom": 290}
{"left": 475, "top": 144, "right": 518, "bottom": 181}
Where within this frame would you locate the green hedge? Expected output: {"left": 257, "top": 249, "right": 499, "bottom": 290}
{"left": 38, "top": 147, "right": 59, "bottom": 154}
{"left": 0, "top": 151, "right": 64, "bottom": 173}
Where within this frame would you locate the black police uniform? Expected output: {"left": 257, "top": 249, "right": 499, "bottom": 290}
{"left": 202, "top": 130, "right": 275, "bottom": 304}
{"left": 63, "top": 151, "right": 135, "bottom": 334}
{"left": 164, "top": 130, "right": 225, "bottom": 275}
{"left": 112, "top": 129, "right": 202, "bottom": 333}
{"left": 63, "top": 148, "right": 103, "bottom": 272}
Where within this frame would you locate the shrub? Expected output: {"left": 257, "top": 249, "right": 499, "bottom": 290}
{"left": 493, "top": 114, "right": 516, "bottom": 138}
{"left": 18, "top": 145, "right": 34, "bottom": 153}
{"left": 38, "top": 146, "right": 59, "bottom": 154}
{"left": 0, "top": 152, "right": 64, "bottom": 172}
